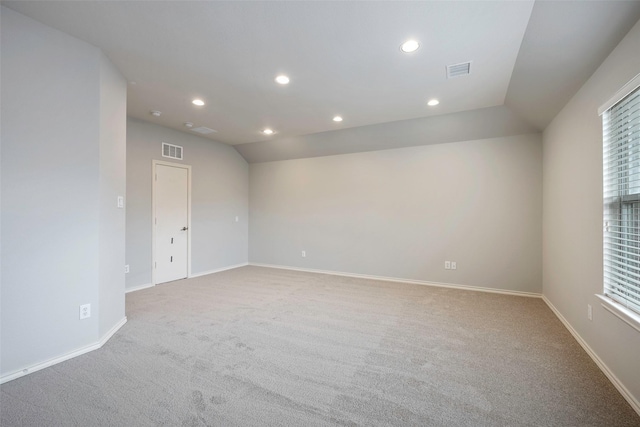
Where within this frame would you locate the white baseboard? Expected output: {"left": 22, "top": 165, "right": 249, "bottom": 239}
{"left": 0, "top": 316, "right": 127, "bottom": 385}
{"left": 189, "top": 262, "right": 249, "bottom": 278}
{"left": 125, "top": 263, "right": 248, "bottom": 293}
{"left": 99, "top": 316, "right": 128, "bottom": 346}
{"left": 125, "top": 282, "right": 154, "bottom": 293}
{"left": 249, "top": 263, "right": 541, "bottom": 298}
{"left": 542, "top": 296, "right": 640, "bottom": 416}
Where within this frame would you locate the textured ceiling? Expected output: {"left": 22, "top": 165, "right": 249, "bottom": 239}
{"left": 4, "top": 1, "right": 640, "bottom": 161}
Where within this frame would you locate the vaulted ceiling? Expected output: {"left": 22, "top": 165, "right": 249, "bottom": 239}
{"left": 5, "top": 1, "right": 640, "bottom": 162}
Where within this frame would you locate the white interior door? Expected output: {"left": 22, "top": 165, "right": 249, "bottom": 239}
{"left": 154, "top": 163, "right": 189, "bottom": 284}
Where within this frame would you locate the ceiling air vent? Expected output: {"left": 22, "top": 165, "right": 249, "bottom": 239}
{"left": 191, "top": 126, "right": 217, "bottom": 135}
{"left": 162, "top": 142, "right": 183, "bottom": 160}
{"left": 446, "top": 61, "right": 471, "bottom": 78}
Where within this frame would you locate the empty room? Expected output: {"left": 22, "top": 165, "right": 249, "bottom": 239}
{"left": 2, "top": 1, "right": 640, "bottom": 425}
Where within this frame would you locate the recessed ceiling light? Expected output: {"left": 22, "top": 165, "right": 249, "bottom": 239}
{"left": 263, "top": 128, "right": 274, "bottom": 135}
{"left": 333, "top": 116, "right": 343, "bottom": 122}
{"left": 275, "top": 75, "right": 290, "bottom": 85}
{"left": 427, "top": 99, "right": 440, "bottom": 106}
{"left": 184, "top": 122, "right": 194, "bottom": 128}
{"left": 192, "top": 99, "right": 205, "bottom": 106}
{"left": 150, "top": 110, "right": 161, "bottom": 117}
{"left": 400, "top": 40, "right": 420, "bottom": 53}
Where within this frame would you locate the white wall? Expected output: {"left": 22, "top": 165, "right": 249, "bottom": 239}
{"left": 236, "top": 105, "right": 537, "bottom": 163}
{"left": 250, "top": 133, "right": 542, "bottom": 294}
{"left": 543, "top": 19, "right": 640, "bottom": 409}
{"left": 0, "top": 7, "right": 126, "bottom": 379}
{"left": 126, "top": 118, "right": 248, "bottom": 290}
{"left": 98, "top": 54, "right": 127, "bottom": 337}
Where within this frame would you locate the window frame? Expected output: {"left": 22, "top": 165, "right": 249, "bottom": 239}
{"left": 600, "top": 72, "right": 640, "bottom": 331}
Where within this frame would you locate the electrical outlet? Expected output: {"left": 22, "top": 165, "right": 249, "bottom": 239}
{"left": 451, "top": 261, "right": 457, "bottom": 270}
{"left": 79, "top": 304, "right": 91, "bottom": 320}
{"left": 587, "top": 304, "right": 593, "bottom": 321}
{"left": 445, "top": 261, "right": 451, "bottom": 270}
{"left": 302, "top": 250, "right": 306, "bottom": 258}
{"left": 124, "top": 264, "right": 130, "bottom": 274}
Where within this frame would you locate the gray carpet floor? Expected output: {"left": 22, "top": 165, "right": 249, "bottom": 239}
{"left": 1, "top": 266, "right": 639, "bottom": 426}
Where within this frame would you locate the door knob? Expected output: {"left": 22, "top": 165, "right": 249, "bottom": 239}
{"left": 181, "top": 227, "right": 188, "bottom": 231}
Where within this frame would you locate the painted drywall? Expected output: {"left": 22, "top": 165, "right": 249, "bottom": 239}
{"left": 125, "top": 118, "right": 248, "bottom": 290}
{"left": 236, "top": 105, "right": 538, "bottom": 163}
{"left": 542, "top": 19, "right": 640, "bottom": 407}
{"left": 1, "top": 7, "right": 126, "bottom": 377}
{"left": 98, "top": 54, "right": 127, "bottom": 337}
{"left": 250, "top": 133, "right": 542, "bottom": 293}
{"left": 505, "top": 1, "right": 640, "bottom": 130}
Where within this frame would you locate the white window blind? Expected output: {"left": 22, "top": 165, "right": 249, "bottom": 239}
{"left": 603, "top": 82, "right": 640, "bottom": 315}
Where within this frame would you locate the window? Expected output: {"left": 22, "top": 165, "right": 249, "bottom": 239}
{"left": 602, "top": 77, "right": 640, "bottom": 318}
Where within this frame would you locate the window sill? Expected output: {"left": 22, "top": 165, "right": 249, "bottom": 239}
{"left": 596, "top": 294, "right": 640, "bottom": 333}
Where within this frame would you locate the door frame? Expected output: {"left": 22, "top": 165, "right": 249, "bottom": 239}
{"left": 151, "top": 160, "right": 192, "bottom": 286}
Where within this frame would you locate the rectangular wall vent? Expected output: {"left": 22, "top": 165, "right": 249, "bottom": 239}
{"left": 162, "top": 142, "right": 183, "bottom": 160}
{"left": 446, "top": 61, "right": 472, "bottom": 78}
{"left": 191, "top": 126, "right": 217, "bottom": 135}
